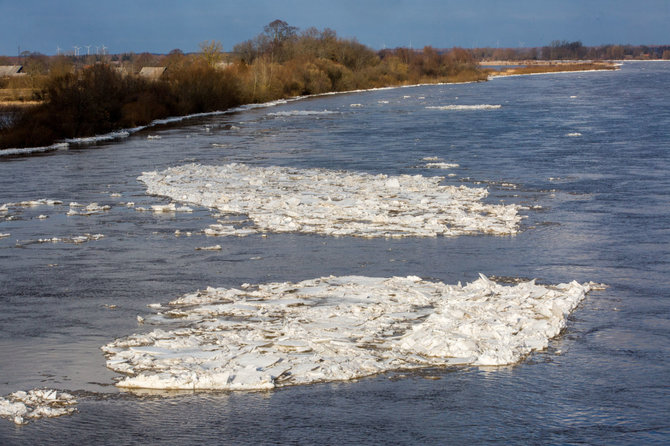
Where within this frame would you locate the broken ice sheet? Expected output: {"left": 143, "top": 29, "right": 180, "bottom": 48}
{"left": 66, "top": 202, "right": 111, "bottom": 216}
{"left": 0, "top": 389, "right": 77, "bottom": 425}
{"left": 102, "top": 275, "right": 596, "bottom": 391}
{"left": 139, "top": 163, "right": 523, "bottom": 238}
{"left": 17, "top": 233, "right": 105, "bottom": 246}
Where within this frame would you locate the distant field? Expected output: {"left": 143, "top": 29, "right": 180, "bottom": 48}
{"left": 0, "top": 88, "right": 39, "bottom": 105}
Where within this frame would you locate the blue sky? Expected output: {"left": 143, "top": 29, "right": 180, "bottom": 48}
{"left": 1, "top": 0, "right": 669, "bottom": 56}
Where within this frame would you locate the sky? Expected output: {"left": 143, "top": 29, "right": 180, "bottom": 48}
{"left": 1, "top": 0, "right": 669, "bottom": 56}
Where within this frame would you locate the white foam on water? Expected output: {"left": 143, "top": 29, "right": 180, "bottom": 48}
{"left": 0, "top": 389, "right": 77, "bottom": 425}
{"left": 139, "top": 163, "right": 522, "bottom": 238}
{"left": 102, "top": 275, "right": 597, "bottom": 390}
{"left": 426, "top": 104, "right": 502, "bottom": 111}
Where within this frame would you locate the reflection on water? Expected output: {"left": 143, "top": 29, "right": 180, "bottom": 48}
{"left": 1, "top": 62, "right": 669, "bottom": 444}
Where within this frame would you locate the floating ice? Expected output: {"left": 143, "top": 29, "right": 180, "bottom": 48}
{"left": 425, "top": 162, "right": 460, "bottom": 169}
{"left": 19, "top": 233, "right": 104, "bottom": 245}
{"left": 0, "top": 233, "right": 9, "bottom": 238}
{"left": 102, "top": 275, "right": 596, "bottom": 390}
{"left": 150, "top": 203, "right": 193, "bottom": 213}
{"left": 196, "top": 245, "right": 222, "bottom": 251}
{"left": 67, "top": 202, "right": 111, "bottom": 216}
{"left": 426, "top": 104, "right": 502, "bottom": 111}
{"left": 268, "top": 110, "right": 337, "bottom": 117}
{"left": 1, "top": 199, "right": 63, "bottom": 208}
{"left": 0, "top": 389, "right": 77, "bottom": 425}
{"left": 139, "top": 163, "right": 522, "bottom": 238}
{"left": 566, "top": 132, "right": 582, "bottom": 137}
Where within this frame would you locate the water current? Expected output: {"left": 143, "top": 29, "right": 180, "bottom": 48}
{"left": 0, "top": 62, "right": 668, "bottom": 444}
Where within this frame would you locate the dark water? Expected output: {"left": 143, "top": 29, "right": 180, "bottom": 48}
{"left": 1, "top": 62, "right": 668, "bottom": 444}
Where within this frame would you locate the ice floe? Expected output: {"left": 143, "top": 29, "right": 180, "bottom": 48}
{"left": 425, "top": 162, "right": 460, "bottom": 169}
{"left": 18, "top": 233, "right": 104, "bottom": 246}
{"left": 66, "top": 202, "right": 111, "bottom": 216}
{"left": 426, "top": 104, "right": 502, "bottom": 111}
{"left": 139, "top": 163, "right": 522, "bottom": 238}
{"left": 0, "top": 389, "right": 77, "bottom": 425}
{"left": 1, "top": 199, "right": 63, "bottom": 209}
{"left": 268, "top": 110, "right": 337, "bottom": 117}
{"left": 102, "top": 274, "right": 597, "bottom": 390}
{"left": 196, "top": 245, "right": 222, "bottom": 251}
{"left": 134, "top": 203, "right": 193, "bottom": 213}
{"left": 566, "top": 132, "right": 582, "bottom": 137}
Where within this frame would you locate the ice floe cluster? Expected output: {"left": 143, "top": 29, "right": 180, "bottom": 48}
{"left": 139, "top": 163, "right": 522, "bottom": 238}
{"left": 0, "top": 389, "right": 77, "bottom": 425}
{"left": 102, "top": 275, "right": 596, "bottom": 390}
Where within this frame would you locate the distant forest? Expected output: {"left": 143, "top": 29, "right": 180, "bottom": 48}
{"left": 474, "top": 40, "right": 670, "bottom": 61}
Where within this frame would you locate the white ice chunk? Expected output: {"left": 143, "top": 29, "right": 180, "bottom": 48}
{"left": 0, "top": 389, "right": 77, "bottom": 425}
{"left": 102, "top": 275, "right": 596, "bottom": 390}
{"left": 138, "top": 163, "right": 522, "bottom": 238}
{"left": 425, "top": 162, "right": 459, "bottom": 169}
{"left": 426, "top": 104, "right": 501, "bottom": 111}
{"left": 66, "top": 202, "right": 111, "bottom": 216}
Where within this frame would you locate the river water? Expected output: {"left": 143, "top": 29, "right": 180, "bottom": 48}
{"left": 0, "top": 62, "right": 668, "bottom": 444}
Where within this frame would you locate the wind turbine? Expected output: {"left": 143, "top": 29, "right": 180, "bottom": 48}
{"left": 101, "top": 44, "right": 107, "bottom": 56}
{"left": 56, "top": 46, "right": 61, "bottom": 55}
{"left": 73, "top": 46, "right": 80, "bottom": 56}
{"left": 85, "top": 45, "right": 91, "bottom": 55}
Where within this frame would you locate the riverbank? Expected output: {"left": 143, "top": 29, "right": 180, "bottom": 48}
{"left": 0, "top": 59, "right": 617, "bottom": 155}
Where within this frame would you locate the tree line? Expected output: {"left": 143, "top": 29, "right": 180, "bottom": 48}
{"left": 473, "top": 41, "right": 670, "bottom": 61}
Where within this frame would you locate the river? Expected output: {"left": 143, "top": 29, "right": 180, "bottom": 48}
{"left": 0, "top": 62, "right": 668, "bottom": 444}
